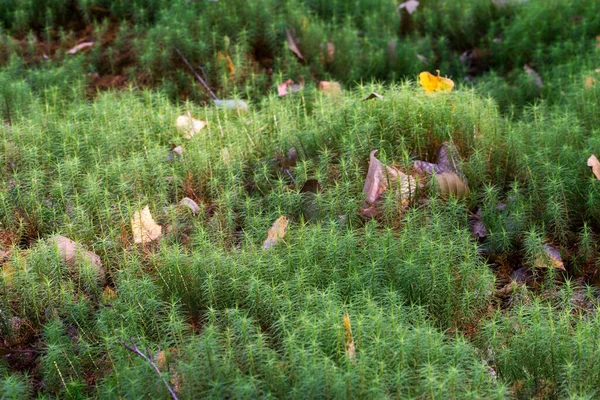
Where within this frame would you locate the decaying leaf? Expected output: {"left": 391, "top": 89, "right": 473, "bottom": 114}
{"left": 413, "top": 160, "right": 441, "bottom": 175}
{"left": 419, "top": 70, "right": 454, "bottom": 94}
{"left": 67, "top": 41, "right": 94, "bottom": 54}
{"left": 49, "top": 235, "right": 105, "bottom": 284}
{"left": 587, "top": 154, "right": 600, "bottom": 180}
{"left": 176, "top": 112, "right": 207, "bottom": 139}
{"left": 102, "top": 286, "right": 117, "bottom": 302}
{"left": 585, "top": 76, "right": 596, "bottom": 88}
{"left": 179, "top": 197, "right": 200, "bottom": 215}
{"left": 416, "top": 54, "right": 429, "bottom": 64}
{"left": 432, "top": 172, "right": 470, "bottom": 199}
{"left": 436, "top": 142, "right": 462, "bottom": 175}
{"left": 321, "top": 42, "right": 335, "bottom": 64}
{"left": 263, "top": 216, "right": 289, "bottom": 250}
{"left": 217, "top": 52, "right": 235, "bottom": 77}
{"left": 131, "top": 205, "right": 162, "bottom": 244}
{"left": 213, "top": 99, "right": 249, "bottom": 111}
{"left": 398, "top": 0, "right": 419, "bottom": 14}
{"left": 343, "top": 312, "right": 356, "bottom": 361}
{"left": 168, "top": 145, "right": 183, "bottom": 162}
{"left": 364, "top": 150, "right": 416, "bottom": 205}
{"left": 361, "top": 92, "right": 383, "bottom": 101}
{"left": 511, "top": 267, "right": 532, "bottom": 283}
{"left": 524, "top": 64, "right": 543, "bottom": 88}
{"left": 278, "top": 79, "right": 304, "bottom": 96}
{"left": 286, "top": 28, "right": 304, "bottom": 60}
{"left": 318, "top": 81, "right": 342, "bottom": 96}
{"left": 469, "top": 208, "right": 488, "bottom": 239}
{"left": 535, "top": 244, "right": 565, "bottom": 271}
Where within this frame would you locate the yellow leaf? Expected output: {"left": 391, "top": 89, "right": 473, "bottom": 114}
{"left": 131, "top": 205, "right": 162, "bottom": 244}
{"left": 419, "top": 70, "right": 454, "bottom": 94}
{"left": 102, "top": 286, "right": 116, "bottom": 302}
{"left": 263, "top": 216, "right": 288, "bottom": 250}
{"left": 585, "top": 76, "right": 596, "bottom": 88}
{"left": 343, "top": 312, "right": 356, "bottom": 361}
{"left": 217, "top": 52, "right": 235, "bottom": 77}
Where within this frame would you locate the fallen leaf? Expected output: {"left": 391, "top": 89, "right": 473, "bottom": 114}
{"left": 179, "top": 197, "right": 200, "bottom": 215}
{"left": 419, "top": 70, "right": 454, "bottom": 94}
{"left": 587, "top": 154, "right": 600, "bottom": 180}
{"left": 436, "top": 142, "right": 462, "bottom": 175}
{"left": 277, "top": 79, "right": 304, "bottom": 96}
{"left": 131, "top": 205, "right": 162, "bottom": 244}
{"left": 286, "top": 28, "right": 304, "bottom": 60}
{"left": 67, "top": 41, "right": 94, "bottom": 54}
{"left": 413, "top": 160, "right": 441, "bottom": 175}
{"left": 263, "top": 216, "right": 289, "bottom": 250}
{"left": 168, "top": 145, "right": 183, "bottom": 162}
{"left": 432, "top": 172, "right": 470, "bottom": 199}
{"left": 322, "top": 42, "right": 335, "bottom": 63}
{"left": 49, "top": 235, "right": 105, "bottom": 284}
{"left": 416, "top": 54, "right": 428, "bottom": 64}
{"left": 511, "top": 267, "right": 532, "bottom": 283}
{"left": 585, "top": 76, "right": 596, "bottom": 88}
{"left": 343, "top": 312, "right": 356, "bottom": 361}
{"left": 301, "top": 179, "right": 322, "bottom": 194}
{"left": 398, "top": 0, "right": 419, "bottom": 14}
{"left": 523, "top": 64, "right": 543, "bottom": 88}
{"left": 535, "top": 244, "right": 565, "bottom": 271}
{"left": 361, "top": 92, "right": 383, "bottom": 101}
{"left": 363, "top": 150, "right": 416, "bottom": 207}
{"left": 213, "top": 99, "right": 248, "bottom": 111}
{"left": 176, "top": 112, "right": 207, "bottom": 139}
{"left": 318, "top": 81, "right": 342, "bottom": 96}
{"left": 102, "top": 286, "right": 117, "bottom": 302}
{"left": 469, "top": 208, "right": 487, "bottom": 239}
{"left": 217, "top": 52, "right": 235, "bottom": 77}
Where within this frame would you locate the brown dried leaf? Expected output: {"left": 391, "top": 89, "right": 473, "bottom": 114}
{"left": 470, "top": 208, "right": 488, "bottom": 239}
{"left": 102, "top": 286, "right": 117, "bottom": 302}
{"left": 286, "top": 29, "right": 304, "bottom": 60}
{"left": 585, "top": 76, "right": 596, "bottom": 88}
{"left": 361, "top": 92, "right": 383, "bottom": 101}
{"left": 318, "top": 81, "right": 342, "bottom": 96}
{"left": 436, "top": 142, "right": 461, "bottom": 175}
{"left": 263, "top": 216, "right": 289, "bottom": 250}
{"left": 67, "top": 41, "right": 94, "bottom": 54}
{"left": 587, "top": 154, "right": 600, "bottom": 180}
{"left": 542, "top": 244, "right": 565, "bottom": 270}
{"left": 413, "top": 160, "right": 441, "bottom": 175}
{"left": 343, "top": 312, "right": 356, "bottom": 361}
{"left": 398, "top": 0, "right": 419, "bottom": 14}
{"left": 176, "top": 112, "right": 207, "bottom": 139}
{"left": 432, "top": 172, "right": 470, "bottom": 199}
{"left": 524, "top": 64, "right": 543, "bottom": 88}
{"left": 131, "top": 205, "right": 162, "bottom": 244}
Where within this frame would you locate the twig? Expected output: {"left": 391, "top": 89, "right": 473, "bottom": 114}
{"left": 120, "top": 338, "right": 179, "bottom": 400}
{"left": 174, "top": 48, "right": 218, "bottom": 101}
{"left": 284, "top": 169, "right": 297, "bottom": 186}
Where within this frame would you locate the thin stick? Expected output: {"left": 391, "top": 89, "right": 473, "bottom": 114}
{"left": 120, "top": 338, "right": 179, "bottom": 400}
{"left": 175, "top": 48, "right": 218, "bottom": 101}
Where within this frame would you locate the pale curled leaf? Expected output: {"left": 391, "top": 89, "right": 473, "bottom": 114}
{"left": 361, "top": 92, "right": 383, "bottom": 101}
{"left": 398, "top": 0, "right": 419, "bottom": 14}
{"left": 49, "top": 235, "right": 105, "bottom": 284}
{"left": 343, "top": 313, "right": 356, "bottom": 361}
{"left": 278, "top": 79, "right": 304, "bottom": 97}
{"left": 364, "top": 150, "right": 399, "bottom": 204}
{"left": 131, "top": 205, "right": 162, "bottom": 244}
{"left": 263, "top": 216, "right": 289, "bottom": 250}
{"left": 176, "top": 112, "right": 207, "bottom": 139}
{"left": 67, "top": 41, "right": 94, "bottom": 54}
{"left": 587, "top": 154, "right": 600, "bottom": 180}
{"left": 524, "top": 64, "right": 543, "bottom": 88}
{"left": 286, "top": 28, "right": 304, "bottom": 60}
{"left": 179, "top": 197, "right": 200, "bottom": 215}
